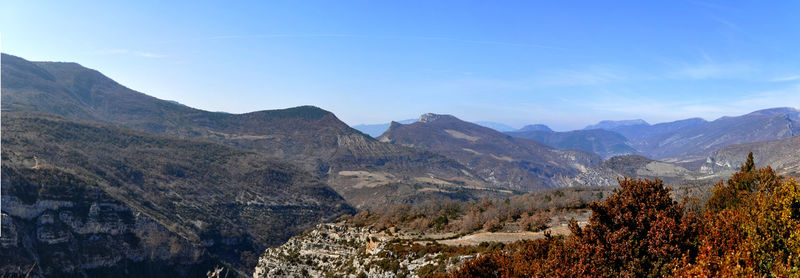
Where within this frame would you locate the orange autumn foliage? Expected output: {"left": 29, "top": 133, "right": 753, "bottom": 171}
{"left": 446, "top": 178, "right": 698, "bottom": 278}
{"left": 447, "top": 152, "right": 800, "bottom": 277}
{"left": 677, "top": 153, "right": 799, "bottom": 277}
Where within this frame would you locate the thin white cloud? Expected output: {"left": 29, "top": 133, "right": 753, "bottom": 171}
{"left": 769, "top": 75, "right": 800, "bottom": 82}
{"left": 710, "top": 16, "right": 739, "bottom": 30}
{"left": 429, "top": 66, "right": 631, "bottom": 94}
{"left": 729, "top": 84, "right": 800, "bottom": 109}
{"left": 157, "top": 33, "right": 563, "bottom": 50}
{"left": 691, "top": 1, "right": 736, "bottom": 12}
{"left": 670, "top": 62, "right": 755, "bottom": 80}
{"left": 534, "top": 66, "right": 631, "bottom": 87}
{"left": 91, "top": 48, "right": 167, "bottom": 58}
{"left": 135, "top": 52, "right": 167, "bottom": 58}
{"left": 569, "top": 82, "right": 800, "bottom": 124}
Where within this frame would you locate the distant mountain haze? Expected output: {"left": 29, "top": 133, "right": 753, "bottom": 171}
{"left": 579, "top": 109, "right": 798, "bottom": 164}
{"left": 584, "top": 119, "right": 649, "bottom": 130}
{"left": 604, "top": 117, "right": 709, "bottom": 144}
{"left": 473, "top": 121, "right": 517, "bottom": 132}
{"left": 505, "top": 129, "right": 638, "bottom": 158}
{"left": 353, "top": 119, "right": 517, "bottom": 138}
{"left": 352, "top": 119, "right": 415, "bottom": 138}
{"left": 517, "top": 124, "right": 553, "bottom": 132}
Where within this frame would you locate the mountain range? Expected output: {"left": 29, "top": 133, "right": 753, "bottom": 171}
{"left": 378, "top": 113, "right": 605, "bottom": 191}
{"left": 2, "top": 53, "right": 799, "bottom": 276}
{"left": 360, "top": 107, "right": 798, "bottom": 169}
{"left": 353, "top": 120, "right": 516, "bottom": 138}
{"left": 505, "top": 128, "right": 638, "bottom": 158}
{"left": 578, "top": 111, "right": 798, "bottom": 164}
{"left": 1, "top": 53, "right": 502, "bottom": 209}
{"left": 0, "top": 53, "right": 495, "bottom": 275}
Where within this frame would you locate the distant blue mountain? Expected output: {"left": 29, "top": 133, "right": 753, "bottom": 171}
{"left": 353, "top": 119, "right": 416, "bottom": 137}
{"left": 354, "top": 119, "right": 517, "bottom": 137}
{"left": 584, "top": 119, "right": 649, "bottom": 130}
{"left": 474, "top": 121, "right": 517, "bottom": 132}
{"left": 517, "top": 124, "right": 552, "bottom": 132}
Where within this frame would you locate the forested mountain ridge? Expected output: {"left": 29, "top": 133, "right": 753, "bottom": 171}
{"left": 1, "top": 53, "right": 496, "bottom": 209}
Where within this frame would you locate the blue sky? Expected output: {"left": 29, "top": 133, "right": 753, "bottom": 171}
{"left": 2, "top": 1, "right": 799, "bottom": 130}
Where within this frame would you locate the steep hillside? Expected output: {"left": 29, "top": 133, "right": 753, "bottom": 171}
{"left": 378, "top": 113, "right": 604, "bottom": 192}
{"left": 506, "top": 129, "right": 637, "bottom": 158}
{"left": 1, "top": 54, "right": 493, "bottom": 208}
{"left": 0, "top": 114, "right": 354, "bottom": 276}
{"left": 701, "top": 135, "right": 800, "bottom": 177}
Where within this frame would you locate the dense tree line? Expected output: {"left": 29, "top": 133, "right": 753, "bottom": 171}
{"left": 440, "top": 152, "right": 800, "bottom": 277}
{"left": 339, "top": 186, "right": 610, "bottom": 235}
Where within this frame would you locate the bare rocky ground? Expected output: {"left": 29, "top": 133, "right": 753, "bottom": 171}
{"left": 253, "top": 210, "right": 590, "bottom": 278}
{"left": 253, "top": 222, "right": 471, "bottom": 278}
{"left": 437, "top": 210, "right": 590, "bottom": 246}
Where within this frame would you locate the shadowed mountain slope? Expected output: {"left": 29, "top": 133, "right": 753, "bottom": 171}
{"left": 1, "top": 113, "right": 353, "bottom": 276}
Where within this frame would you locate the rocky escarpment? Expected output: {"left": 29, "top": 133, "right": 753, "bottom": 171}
{"left": 1, "top": 166, "right": 214, "bottom": 277}
{"left": 253, "top": 223, "right": 471, "bottom": 278}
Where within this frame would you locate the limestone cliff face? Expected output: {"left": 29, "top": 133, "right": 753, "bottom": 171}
{"left": 1, "top": 166, "right": 212, "bottom": 277}
{"left": 253, "top": 223, "right": 469, "bottom": 278}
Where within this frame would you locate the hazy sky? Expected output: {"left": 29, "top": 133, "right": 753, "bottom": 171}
{"left": 2, "top": 1, "right": 799, "bottom": 130}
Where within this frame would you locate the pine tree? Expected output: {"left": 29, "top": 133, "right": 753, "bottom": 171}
{"left": 741, "top": 151, "right": 755, "bottom": 173}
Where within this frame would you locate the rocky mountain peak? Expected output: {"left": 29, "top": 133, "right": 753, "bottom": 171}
{"left": 387, "top": 120, "right": 404, "bottom": 130}
{"left": 418, "top": 113, "right": 459, "bottom": 123}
